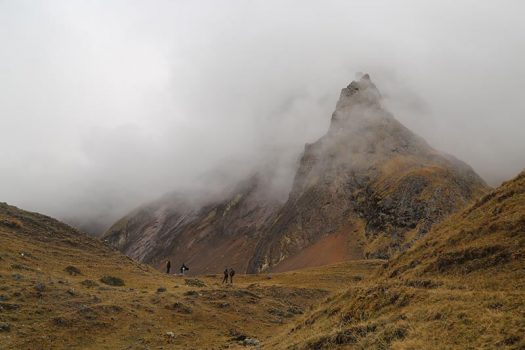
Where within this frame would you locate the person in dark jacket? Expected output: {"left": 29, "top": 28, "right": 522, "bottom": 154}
{"left": 229, "top": 268, "right": 235, "bottom": 284}
{"left": 166, "top": 260, "right": 171, "bottom": 274}
{"left": 180, "top": 263, "right": 189, "bottom": 275}
{"left": 222, "top": 268, "right": 229, "bottom": 284}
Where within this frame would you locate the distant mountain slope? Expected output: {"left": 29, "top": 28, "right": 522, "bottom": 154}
{"left": 104, "top": 75, "right": 488, "bottom": 274}
{"left": 267, "top": 170, "right": 525, "bottom": 349}
{"left": 103, "top": 174, "right": 282, "bottom": 273}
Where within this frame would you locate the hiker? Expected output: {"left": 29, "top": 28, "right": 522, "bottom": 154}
{"left": 222, "top": 268, "right": 229, "bottom": 284}
{"left": 180, "top": 263, "right": 189, "bottom": 275}
{"left": 166, "top": 260, "right": 171, "bottom": 274}
{"left": 229, "top": 268, "right": 235, "bottom": 284}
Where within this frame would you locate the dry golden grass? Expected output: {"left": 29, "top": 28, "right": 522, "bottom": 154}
{"left": 0, "top": 170, "right": 522, "bottom": 349}
{"left": 0, "top": 203, "right": 381, "bottom": 349}
{"left": 266, "top": 171, "right": 525, "bottom": 349}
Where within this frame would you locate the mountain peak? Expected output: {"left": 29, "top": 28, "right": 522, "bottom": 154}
{"left": 335, "top": 73, "right": 381, "bottom": 111}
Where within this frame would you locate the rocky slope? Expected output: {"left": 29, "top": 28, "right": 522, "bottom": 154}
{"left": 104, "top": 174, "right": 282, "bottom": 274}
{"left": 104, "top": 75, "right": 488, "bottom": 274}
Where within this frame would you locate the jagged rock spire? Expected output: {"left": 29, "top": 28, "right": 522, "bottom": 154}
{"left": 335, "top": 73, "right": 381, "bottom": 110}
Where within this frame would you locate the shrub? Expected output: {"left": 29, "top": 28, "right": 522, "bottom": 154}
{"left": 65, "top": 266, "right": 81, "bottom": 276}
{"left": 81, "top": 279, "right": 99, "bottom": 288}
{"left": 184, "top": 279, "right": 206, "bottom": 287}
{"left": 166, "top": 302, "right": 192, "bottom": 314}
{"left": 100, "top": 276, "right": 124, "bottom": 286}
{"left": 0, "top": 217, "right": 22, "bottom": 229}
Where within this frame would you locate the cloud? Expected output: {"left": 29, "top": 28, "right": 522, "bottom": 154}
{"left": 1, "top": 1, "right": 524, "bottom": 233}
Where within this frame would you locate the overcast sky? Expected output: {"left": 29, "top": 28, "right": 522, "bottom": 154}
{"left": 1, "top": 1, "right": 524, "bottom": 231}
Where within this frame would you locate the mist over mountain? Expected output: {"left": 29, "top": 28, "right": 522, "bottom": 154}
{"left": 1, "top": 1, "right": 525, "bottom": 234}
{"left": 1, "top": 3, "right": 524, "bottom": 349}
{"left": 104, "top": 75, "right": 488, "bottom": 274}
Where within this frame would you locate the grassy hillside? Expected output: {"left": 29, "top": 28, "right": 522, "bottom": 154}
{"left": 0, "top": 202, "right": 381, "bottom": 349}
{"left": 1, "top": 169, "right": 522, "bottom": 349}
{"left": 265, "top": 171, "right": 524, "bottom": 349}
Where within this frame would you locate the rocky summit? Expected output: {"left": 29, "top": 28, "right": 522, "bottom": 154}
{"left": 104, "top": 75, "right": 488, "bottom": 274}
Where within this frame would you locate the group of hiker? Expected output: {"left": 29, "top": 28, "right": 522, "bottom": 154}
{"left": 165, "top": 260, "right": 189, "bottom": 275}
{"left": 165, "top": 260, "right": 236, "bottom": 284}
{"left": 222, "top": 267, "right": 235, "bottom": 284}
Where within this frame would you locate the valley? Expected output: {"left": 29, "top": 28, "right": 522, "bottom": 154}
{"left": 0, "top": 202, "right": 382, "bottom": 349}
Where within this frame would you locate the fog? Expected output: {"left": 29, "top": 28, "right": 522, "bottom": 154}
{"left": 1, "top": 1, "right": 524, "bottom": 233}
